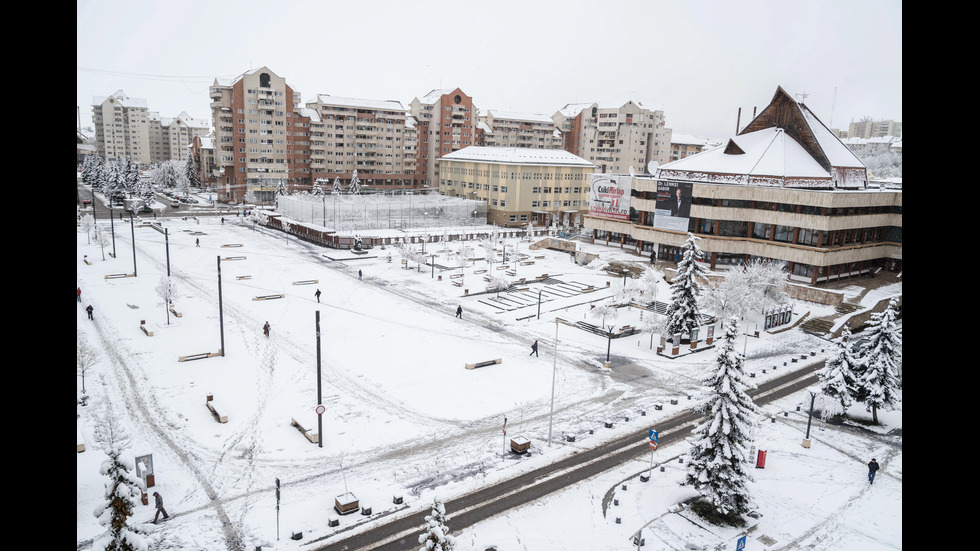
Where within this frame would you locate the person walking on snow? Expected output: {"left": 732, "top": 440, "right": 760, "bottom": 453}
{"left": 196, "top": 238, "right": 200, "bottom": 247}
{"left": 358, "top": 269, "right": 363, "bottom": 280}
{"left": 456, "top": 305, "right": 463, "bottom": 319}
{"left": 86, "top": 305, "right": 94, "bottom": 320}
{"left": 314, "top": 289, "right": 321, "bottom": 303}
{"left": 77, "top": 287, "right": 82, "bottom": 302}
{"left": 263, "top": 321, "right": 271, "bottom": 338}
{"left": 867, "top": 458, "right": 879, "bottom": 484}
{"left": 530, "top": 340, "right": 539, "bottom": 357}
{"left": 153, "top": 491, "right": 170, "bottom": 523}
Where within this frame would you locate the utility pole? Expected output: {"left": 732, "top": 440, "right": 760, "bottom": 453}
{"left": 316, "top": 310, "right": 323, "bottom": 448}
{"left": 217, "top": 256, "right": 225, "bottom": 356}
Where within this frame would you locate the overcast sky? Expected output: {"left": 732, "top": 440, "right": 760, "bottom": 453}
{"left": 77, "top": 0, "right": 902, "bottom": 142}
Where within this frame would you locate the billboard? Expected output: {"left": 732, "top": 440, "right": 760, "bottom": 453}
{"left": 588, "top": 174, "right": 632, "bottom": 221}
{"left": 653, "top": 180, "right": 693, "bottom": 232}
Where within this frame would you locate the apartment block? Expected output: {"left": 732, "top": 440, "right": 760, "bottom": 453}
{"left": 409, "top": 88, "right": 479, "bottom": 188}
{"left": 305, "top": 94, "right": 421, "bottom": 191}
{"left": 438, "top": 146, "right": 595, "bottom": 227}
{"left": 848, "top": 118, "right": 902, "bottom": 139}
{"left": 553, "top": 98, "right": 672, "bottom": 175}
{"left": 92, "top": 90, "right": 152, "bottom": 164}
{"left": 668, "top": 134, "right": 712, "bottom": 162}
{"left": 209, "top": 66, "right": 303, "bottom": 204}
{"left": 148, "top": 111, "right": 210, "bottom": 164}
{"left": 476, "top": 110, "right": 561, "bottom": 149}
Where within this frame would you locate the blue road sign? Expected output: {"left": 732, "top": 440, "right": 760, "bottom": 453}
{"left": 649, "top": 429, "right": 659, "bottom": 443}
{"left": 736, "top": 535, "right": 746, "bottom": 550}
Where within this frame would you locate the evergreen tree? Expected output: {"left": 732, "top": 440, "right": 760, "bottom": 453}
{"left": 855, "top": 297, "right": 902, "bottom": 424}
{"left": 82, "top": 155, "right": 104, "bottom": 189}
{"left": 817, "top": 323, "right": 861, "bottom": 412}
{"left": 92, "top": 404, "right": 149, "bottom": 551}
{"left": 332, "top": 176, "right": 343, "bottom": 195}
{"left": 685, "top": 316, "right": 758, "bottom": 523}
{"left": 664, "top": 233, "right": 707, "bottom": 337}
{"left": 312, "top": 178, "right": 325, "bottom": 197}
{"left": 185, "top": 154, "right": 202, "bottom": 189}
{"left": 418, "top": 497, "right": 455, "bottom": 551}
{"left": 348, "top": 170, "right": 361, "bottom": 195}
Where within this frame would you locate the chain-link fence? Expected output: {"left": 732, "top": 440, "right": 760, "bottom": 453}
{"left": 277, "top": 193, "right": 489, "bottom": 233}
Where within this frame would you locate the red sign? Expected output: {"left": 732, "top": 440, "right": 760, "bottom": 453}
{"left": 315, "top": 405, "right": 325, "bottom": 415}
{"left": 649, "top": 441, "right": 658, "bottom": 450}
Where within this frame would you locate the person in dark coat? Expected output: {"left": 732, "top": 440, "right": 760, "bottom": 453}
{"left": 358, "top": 269, "right": 363, "bottom": 280}
{"left": 867, "top": 458, "right": 880, "bottom": 484}
{"left": 456, "top": 305, "right": 463, "bottom": 319}
{"left": 530, "top": 340, "right": 539, "bottom": 357}
{"left": 86, "top": 305, "right": 94, "bottom": 320}
{"left": 263, "top": 321, "right": 271, "bottom": 338}
{"left": 153, "top": 491, "right": 170, "bottom": 523}
{"left": 314, "top": 289, "right": 321, "bottom": 303}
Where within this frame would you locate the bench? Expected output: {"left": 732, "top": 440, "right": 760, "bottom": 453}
{"left": 253, "top": 294, "right": 285, "bottom": 301}
{"left": 77, "top": 429, "right": 85, "bottom": 453}
{"left": 236, "top": 275, "right": 252, "bottom": 280}
{"left": 535, "top": 255, "right": 545, "bottom": 259}
{"left": 220, "top": 256, "right": 246, "bottom": 261}
{"left": 505, "top": 271, "right": 517, "bottom": 277}
{"left": 483, "top": 275, "right": 493, "bottom": 282}
{"left": 105, "top": 273, "right": 135, "bottom": 279}
{"left": 292, "top": 280, "right": 318, "bottom": 285}
{"left": 449, "top": 273, "right": 464, "bottom": 279}
{"left": 290, "top": 417, "right": 319, "bottom": 444}
{"left": 496, "top": 265, "right": 509, "bottom": 270}
{"left": 140, "top": 324, "right": 154, "bottom": 337}
{"left": 178, "top": 351, "right": 222, "bottom": 362}
{"left": 83, "top": 256, "right": 92, "bottom": 265}
{"left": 581, "top": 286, "right": 596, "bottom": 293}
{"left": 206, "top": 395, "right": 228, "bottom": 423}
{"left": 452, "top": 280, "right": 463, "bottom": 287}
{"left": 536, "top": 274, "right": 549, "bottom": 281}
{"left": 169, "top": 306, "right": 182, "bottom": 318}
{"left": 474, "top": 269, "right": 487, "bottom": 274}
{"left": 221, "top": 243, "right": 244, "bottom": 248}
{"left": 465, "top": 358, "right": 502, "bottom": 370}
{"left": 519, "top": 261, "right": 534, "bottom": 266}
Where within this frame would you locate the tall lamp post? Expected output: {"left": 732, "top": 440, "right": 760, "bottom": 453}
{"left": 548, "top": 319, "right": 559, "bottom": 446}
{"left": 803, "top": 387, "right": 819, "bottom": 447}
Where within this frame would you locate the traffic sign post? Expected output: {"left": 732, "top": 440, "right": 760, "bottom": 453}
{"left": 736, "top": 535, "right": 747, "bottom": 550}
{"left": 648, "top": 430, "right": 659, "bottom": 476}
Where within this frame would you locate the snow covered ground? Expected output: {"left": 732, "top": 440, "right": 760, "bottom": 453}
{"left": 76, "top": 204, "right": 901, "bottom": 551}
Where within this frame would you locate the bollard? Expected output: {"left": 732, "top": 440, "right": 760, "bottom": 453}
{"left": 622, "top": 484, "right": 627, "bottom": 491}
{"left": 660, "top": 466, "right": 665, "bottom": 472}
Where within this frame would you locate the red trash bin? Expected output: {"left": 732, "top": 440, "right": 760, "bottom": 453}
{"left": 756, "top": 449, "right": 767, "bottom": 468}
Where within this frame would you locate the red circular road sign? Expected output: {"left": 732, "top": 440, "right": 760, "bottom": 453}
{"left": 649, "top": 441, "right": 658, "bottom": 450}
{"left": 315, "top": 405, "right": 325, "bottom": 415}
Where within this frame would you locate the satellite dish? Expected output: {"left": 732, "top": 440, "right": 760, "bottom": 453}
{"left": 647, "top": 160, "right": 658, "bottom": 174}
{"left": 628, "top": 165, "right": 636, "bottom": 177}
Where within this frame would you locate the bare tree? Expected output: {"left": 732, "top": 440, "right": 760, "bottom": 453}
{"left": 77, "top": 332, "right": 99, "bottom": 405}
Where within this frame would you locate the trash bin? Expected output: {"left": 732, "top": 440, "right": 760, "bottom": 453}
{"left": 756, "top": 449, "right": 767, "bottom": 469}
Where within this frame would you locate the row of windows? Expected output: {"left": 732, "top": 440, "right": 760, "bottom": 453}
{"left": 691, "top": 217, "right": 900, "bottom": 247}
{"left": 688, "top": 196, "right": 902, "bottom": 216}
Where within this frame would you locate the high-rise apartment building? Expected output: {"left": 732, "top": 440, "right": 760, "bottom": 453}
{"left": 409, "top": 88, "right": 479, "bottom": 188}
{"left": 668, "top": 134, "right": 712, "bottom": 162}
{"left": 848, "top": 118, "right": 902, "bottom": 139}
{"left": 209, "top": 66, "right": 304, "bottom": 203}
{"left": 148, "top": 111, "right": 210, "bottom": 164}
{"left": 553, "top": 98, "right": 672, "bottom": 175}
{"left": 305, "top": 94, "right": 421, "bottom": 191}
{"left": 476, "top": 110, "right": 561, "bottom": 149}
{"left": 92, "top": 90, "right": 152, "bottom": 164}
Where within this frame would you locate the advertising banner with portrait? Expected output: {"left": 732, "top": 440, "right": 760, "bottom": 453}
{"left": 588, "top": 174, "right": 632, "bottom": 221}
{"left": 653, "top": 180, "right": 693, "bottom": 232}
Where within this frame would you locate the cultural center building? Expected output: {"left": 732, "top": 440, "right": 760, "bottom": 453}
{"left": 583, "top": 87, "right": 902, "bottom": 285}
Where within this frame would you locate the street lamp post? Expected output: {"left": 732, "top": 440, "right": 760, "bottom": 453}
{"left": 548, "top": 319, "right": 559, "bottom": 446}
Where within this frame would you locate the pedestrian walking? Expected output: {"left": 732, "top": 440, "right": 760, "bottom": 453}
{"left": 77, "top": 287, "right": 82, "bottom": 302}
{"left": 86, "top": 305, "right": 94, "bottom": 320}
{"left": 196, "top": 238, "right": 200, "bottom": 247}
{"left": 867, "top": 458, "right": 879, "bottom": 484}
{"left": 358, "top": 269, "right": 363, "bottom": 280}
{"left": 152, "top": 491, "right": 170, "bottom": 523}
{"left": 314, "top": 289, "right": 321, "bottom": 303}
{"left": 456, "top": 305, "right": 463, "bottom": 319}
{"left": 263, "top": 321, "right": 271, "bottom": 338}
{"left": 530, "top": 340, "right": 539, "bottom": 357}
{"left": 221, "top": 217, "right": 225, "bottom": 224}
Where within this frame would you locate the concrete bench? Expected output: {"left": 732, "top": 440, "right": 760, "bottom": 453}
{"left": 206, "top": 395, "right": 228, "bottom": 423}
{"left": 290, "top": 416, "right": 319, "bottom": 444}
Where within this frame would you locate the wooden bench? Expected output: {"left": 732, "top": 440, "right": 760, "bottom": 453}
{"left": 169, "top": 306, "right": 182, "bottom": 318}
{"left": 496, "top": 265, "right": 509, "bottom": 270}
{"left": 221, "top": 243, "right": 244, "bottom": 248}
{"left": 581, "top": 286, "right": 596, "bottom": 293}
{"left": 290, "top": 416, "right": 319, "bottom": 444}
{"left": 178, "top": 351, "right": 222, "bottom": 362}
{"left": 449, "top": 273, "right": 464, "bottom": 279}
{"left": 253, "top": 294, "right": 285, "bottom": 301}
{"left": 506, "top": 271, "right": 516, "bottom": 277}
{"left": 483, "top": 275, "right": 493, "bottom": 282}
{"left": 292, "top": 280, "right": 318, "bottom": 285}
{"left": 140, "top": 324, "right": 153, "bottom": 337}
{"left": 474, "top": 269, "right": 487, "bottom": 274}
{"left": 536, "top": 274, "right": 549, "bottom": 281}
{"left": 452, "top": 280, "right": 463, "bottom": 287}
{"left": 465, "top": 358, "right": 502, "bottom": 370}
{"left": 83, "top": 256, "right": 92, "bottom": 265}
{"left": 105, "top": 273, "right": 135, "bottom": 279}
{"left": 236, "top": 275, "right": 251, "bottom": 280}
{"left": 220, "top": 256, "right": 246, "bottom": 261}
{"left": 510, "top": 436, "right": 530, "bottom": 454}
{"left": 535, "top": 255, "right": 545, "bottom": 259}
{"left": 519, "top": 261, "right": 534, "bottom": 266}
{"left": 206, "top": 395, "right": 228, "bottom": 423}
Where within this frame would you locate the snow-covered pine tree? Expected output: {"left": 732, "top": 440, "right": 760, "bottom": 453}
{"left": 664, "top": 233, "right": 707, "bottom": 338}
{"left": 312, "top": 178, "right": 325, "bottom": 197}
{"left": 417, "top": 497, "right": 455, "bottom": 551}
{"left": 348, "top": 170, "right": 361, "bottom": 195}
{"left": 275, "top": 180, "right": 286, "bottom": 208}
{"left": 82, "top": 155, "right": 103, "bottom": 189}
{"left": 92, "top": 404, "right": 150, "bottom": 551}
{"left": 855, "top": 297, "right": 902, "bottom": 424}
{"left": 817, "top": 323, "right": 861, "bottom": 413}
{"left": 685, "top": 316, "right": 758, "bottom": 524}
{"left": 185, "top": 154, "right": 201, "bottom": 189}
{"left": 332, "top": 176, "right": 343, "bottom": 195}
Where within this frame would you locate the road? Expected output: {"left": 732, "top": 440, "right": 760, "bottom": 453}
{"left": 309, "top": 363, "right": 822, "bottom": 551}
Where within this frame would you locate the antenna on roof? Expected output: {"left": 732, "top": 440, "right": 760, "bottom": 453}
{"left": 829, "top": 86, "right": 837, "bottom": 127}
{"left": 796, "top": 91, "right": 810, "bottom": 104}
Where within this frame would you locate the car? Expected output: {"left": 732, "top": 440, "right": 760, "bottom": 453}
{"left": 170, "top": 200, "right": 180, "bottom": 208}
{"left": 82, "top": 199, "right": 92, "bottom": 205}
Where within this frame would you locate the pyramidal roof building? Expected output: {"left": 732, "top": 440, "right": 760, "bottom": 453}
{"left": 583, "top": 87, "right": 902, "bottom": 285}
